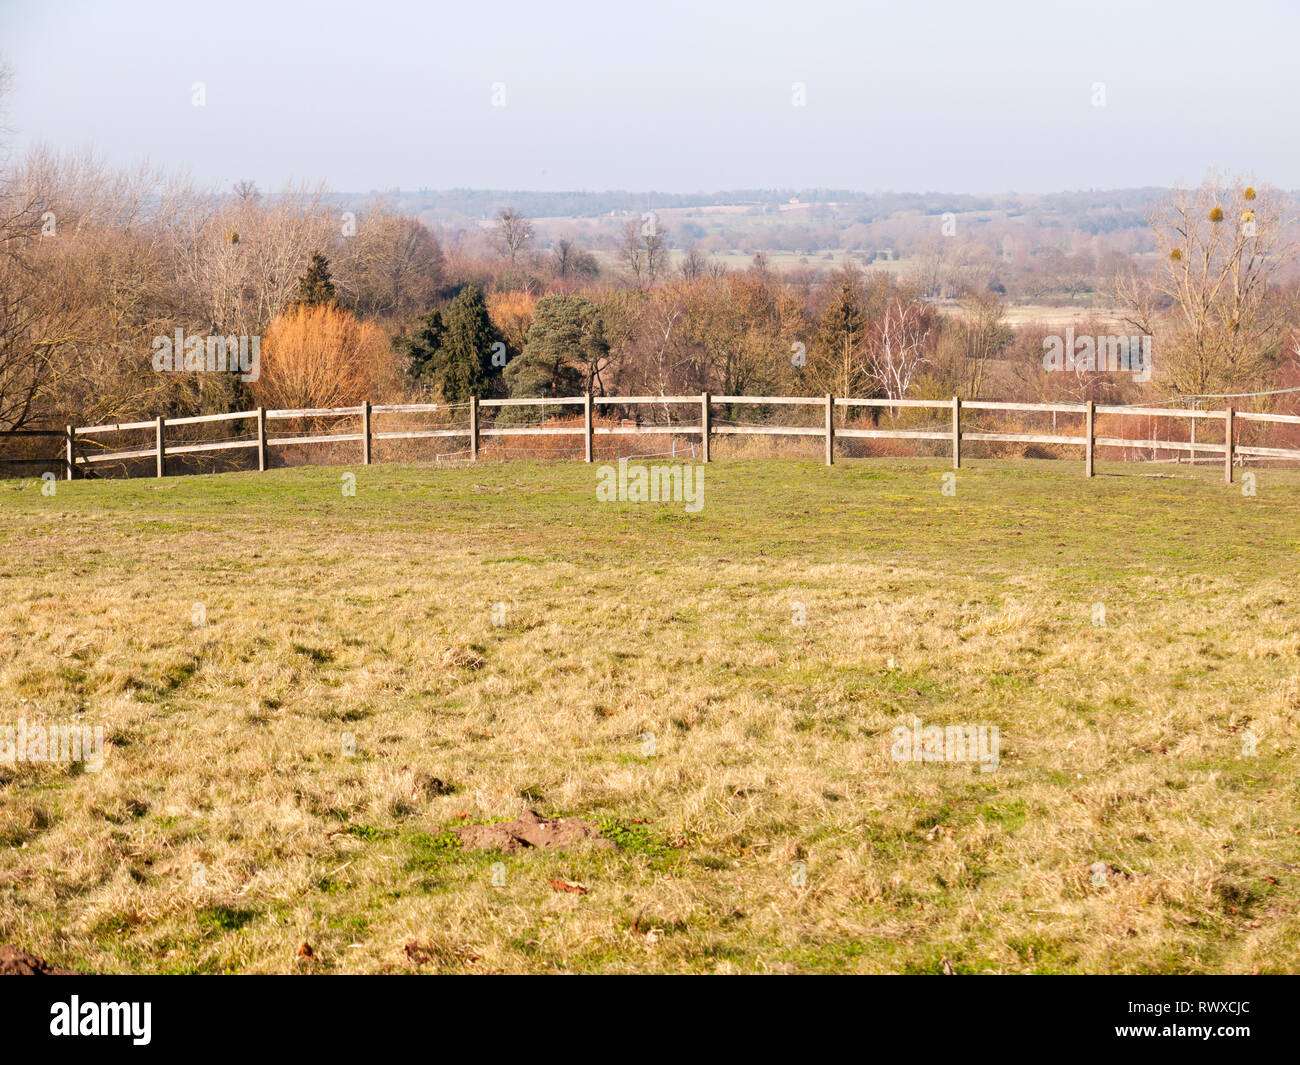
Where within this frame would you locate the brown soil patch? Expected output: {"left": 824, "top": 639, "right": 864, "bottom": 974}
{"left": 452, "top": 810, "right": 615, "bottom": 853}
{"left": 0, "top": 945, "right": 76, "bottom": 975}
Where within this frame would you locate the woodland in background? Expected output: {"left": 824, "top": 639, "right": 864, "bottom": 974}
{"left": 3, "top": 116, "right": 1300, "bottom": 433}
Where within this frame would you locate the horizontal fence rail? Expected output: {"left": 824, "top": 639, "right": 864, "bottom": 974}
{"left": 0, "top": 429, "right": 63, "bottom": 468}
{"left": 4, "top": 394, "right": 1299, "bottom": 484}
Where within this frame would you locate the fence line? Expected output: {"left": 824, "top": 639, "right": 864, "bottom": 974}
{"left": 0, "top": 429, "right": 64, "bottom": 470}
{"left": 3, "top": 393, "right": 1299, "bottom": 485}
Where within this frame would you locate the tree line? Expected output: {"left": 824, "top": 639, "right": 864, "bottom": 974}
{"left": 2, "top": 67, "right": 1297, "bottom": 433}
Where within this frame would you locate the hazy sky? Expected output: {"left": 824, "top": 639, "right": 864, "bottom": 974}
{"left": 2, "top": 0, "right": 1298, "bottom": 195}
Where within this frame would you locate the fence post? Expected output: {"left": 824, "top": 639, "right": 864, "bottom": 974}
{"left": 700, "top": 392, "right": 710, "bottom": 463}
{"left": 470, "top": 395, "right": 479, "bottom": 461}
{"left": 1224, "top": 405, "right": 1234, "bottom": 485}
{"left": 825, "top": 393, "right": 834, "bottom": 466}
{"left": 1085, "top": 400, "right": 1095, "bottom": 478}
{"left": 257, "top": 407, "right": 267, "bottom": 471}
{"left": 362, "top": 400, "right": 372, "bottom": 465}
{"left": 952, "top": 396, "right": 961, "bottom": 470}
{"left": 155, "top": 415, "right": 166, "bottom": 478}
{"left": 584, "top": 392, "right": 593, "bottom": 462}
{"left": 65, "top": 425, "right": 75, "bottom": 481}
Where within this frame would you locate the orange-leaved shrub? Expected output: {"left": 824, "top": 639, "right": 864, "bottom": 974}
{"left": 251, "top": 304, "right": 402, "bottom": 410}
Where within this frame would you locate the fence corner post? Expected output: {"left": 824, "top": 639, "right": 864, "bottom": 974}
{"left": 825, "top": 393, "right": 834, "bottom": 466}
{"left": 1086, "top": 399, "right": 1095, "bottom": 478}
{"left": 155, "top": 415, "right": 166, "bottom": 478}
{"left": 257, "top": 407, "right": 267, "bottom": 471}
{"left": 362, "top": 400, "right": 372, "bottom": 465}
{"left": 584, "top": 392, "right": 593, "bottom": 462}
{"left": 1224, "top": 405, "right": 1234, "bottom": 485}
{"left": 700, "top": 392, "right": 710, "bottom": 463}
{"left": 65, "top": 425, "right": 75, "bottom": 481}
{"left": 470, "top": 395, "right": 480, "bottom": 461}
{"left": 952, "top": 396, "right": 961, "bottom": 470}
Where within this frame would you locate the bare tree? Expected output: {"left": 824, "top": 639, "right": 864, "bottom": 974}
{"left": 645, "top": 225, "right": 669, "bottom": 283}
{"left": 334, "top": 203, "right": 443, "bottom": 319}
{"left": 0, "top": 62, "right": 51, "bottom": 428}
{"left": 0, "top": 59, "right": 13, "bottom": 140}
{"left": 1117, "top": 175, "right": 1297, "bottom": 394}
{"left": 678, "top": 245, "right": 708, "bottom": 280}
{"left": 1, "top": 147, "right": 229, "bottom": 427}
{"left": 177, "top": 182, "right": 337, "bottom": 337}
{"left": 619, "top": 217, "right": 670, "bottom": 287}
{"left": 550, "top": 237, "right": 599, "bottom": 280}
{"left": 867, "top": 296, "right": 932, "bottom": 411}
{"left": 956, "top": 289, "right": 1010, "bottom": 399}
{"left": 491, "top": 206, "right": 534, "bottom": 266}
{"left": 619, "top": 220, "right": 647, "bottom": 286}
{"left": 910, "top": 238, "right": 948, "bottom": 299}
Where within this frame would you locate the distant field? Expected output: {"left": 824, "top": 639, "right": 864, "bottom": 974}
{"left": 602, "top": 250, "right": 1121, "bottom": 323}
{"left": 675, "top": 247, "right": 910, "bottom": 273}
{"left": 588, "top": 247, "right": 911, "bottom": 275}
{"left": 2, "top": 458, "right": 1298, "bottom": 973}
{"left": 997, "top": 302, "right": 1130, "bottom": 329}
{"left": 914, "top": 299, "right": 1128, "bottom": 330}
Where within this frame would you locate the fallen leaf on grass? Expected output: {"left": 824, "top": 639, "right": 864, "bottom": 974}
{"left": 405, "top": 941, "right": 433, "bottom": 965}
{"left": 404, "top": 940, "right": 482, "bottom": 967}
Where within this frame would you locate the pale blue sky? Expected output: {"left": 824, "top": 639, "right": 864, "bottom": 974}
{"left": 2, "top": 0, "right": 1297, "bottom": 194}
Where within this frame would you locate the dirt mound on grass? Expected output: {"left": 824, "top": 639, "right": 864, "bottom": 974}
{"left": 0, "top": 945, "right": 76, "bottom": 975}
{"left": 452, "top": 810, "right": 615, "bottom": 853}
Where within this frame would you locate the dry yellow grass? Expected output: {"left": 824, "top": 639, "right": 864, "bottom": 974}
{"left": 0, "top": 457, "right": 1297, "bottom": 973}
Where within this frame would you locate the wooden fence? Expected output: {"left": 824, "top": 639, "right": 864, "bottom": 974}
{"left": 3, "top": 394, "right": 1300, "bottom": 485}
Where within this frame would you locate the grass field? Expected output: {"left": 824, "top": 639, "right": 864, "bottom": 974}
{"left": 1, "top": 456, "right": 1298, "bottom": 973}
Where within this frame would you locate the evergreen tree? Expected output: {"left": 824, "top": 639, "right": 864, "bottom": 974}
{"left": 395, "top": 307, "right": 445, "bottom": 383}
{"left": 291, "top": 251, "right": 337, "bottom": 308}
{"left": 505, "top": 295, "right": 607, "bottom": 398}
{"left": 436, "top": 285, "right": 501, "bottom": 402}
{"left": 811, "top": 271, "right": 869, "bottom": 397}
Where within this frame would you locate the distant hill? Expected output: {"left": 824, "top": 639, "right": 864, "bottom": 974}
{"left": 335, "top": 187, "right": 1175, "bottom": 234}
